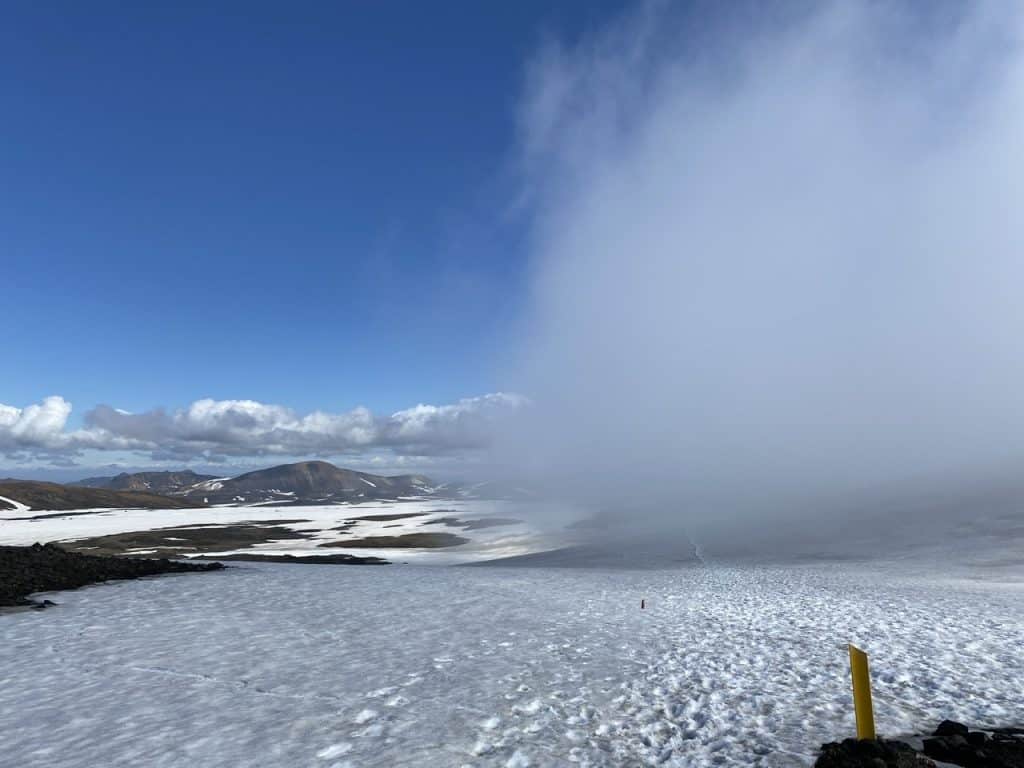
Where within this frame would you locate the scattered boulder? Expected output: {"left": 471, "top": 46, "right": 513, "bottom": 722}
{"left": 936, "top": 721, "right": 971, "bottom": 738}
{"left": 923, "top": 721, "right": 1024, "bottom": 768}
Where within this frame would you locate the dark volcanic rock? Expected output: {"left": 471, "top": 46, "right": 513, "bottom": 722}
{"left": 0, "top": 543, "right": 223, "bottom": 608}
{"left": 816, "top": 739, "right": 934, "bottom": 768}
{"left": 818, "top": 724, "right": 1024, "bottom": 768}
{"left": 923, "top": 721, "right": 1024, "bottom": 768}
{"left": 937, "top": 721, "right": 971, "bottom": 738}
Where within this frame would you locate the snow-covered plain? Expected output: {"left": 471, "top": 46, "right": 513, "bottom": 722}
{"left": 2, "top": 560, "right": 1022, "bottom": 767}
{"left": 0, "top": 500, "right": 557, "bottom": 564}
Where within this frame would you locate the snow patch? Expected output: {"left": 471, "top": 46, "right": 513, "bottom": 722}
{"left": 0, "top": 494, "right": 31, "bottom": 513}
{"left": 315, "top": 743, "right": 352, "bottom": 759}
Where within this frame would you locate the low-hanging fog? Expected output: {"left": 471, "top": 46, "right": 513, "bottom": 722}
{"left": 497, "top": 2, "right": 1024, "bottom": 556}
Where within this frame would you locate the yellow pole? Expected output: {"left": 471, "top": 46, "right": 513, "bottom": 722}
{"left": 848, "top": 644, "right": 876, "bottom": 740}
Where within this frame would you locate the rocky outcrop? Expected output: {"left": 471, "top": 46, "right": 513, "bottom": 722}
{"left": 0, "top": 543, "right": 223, "bottom": 608}
{"left": 816, "top": 738, "right": 934, "bottom": 767}
{"left": 816, "top": 721, "right": 1024, "bottom": 768}
{"left": 923, "top": 721, "right": 1024, "bottom": 768}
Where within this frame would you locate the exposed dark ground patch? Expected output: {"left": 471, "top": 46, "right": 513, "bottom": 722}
{"left": 320, "top": 532, "right": 469, "bottom": 549}
{"left": 421, "top": 517, "right": 522, "bottom": 531}
{"left": 198, "top": 553, "right": 389, "bottom": 565}
{"left": 61, "top": 524, "right": 311, "bottom": 557}
{"left": 346, "top": 512, "right": 429, "bottom": 522}
{"left": 421, "top": 516, "right": 463, "bottom": 527}
{"left": 0, "top": 543, "right": 223, "bottom": 608}
{"left": 461, "top": 518, "right": 521, "bottom": 530}
{"left": 2, "top": 509, "right": 122, "bottom": 521}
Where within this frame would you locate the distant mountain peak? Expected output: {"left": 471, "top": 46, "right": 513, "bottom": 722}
{"left": 194, "top": 460, "right": 435, "bottom": 505}
{"left": 62, "top": 460, "right": 515, "bottom": 509}
{"left": 71, "top": 469, "right": 218, "bottom": 495}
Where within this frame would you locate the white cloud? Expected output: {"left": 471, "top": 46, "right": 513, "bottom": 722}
{"left": 387, "top": 393, "right": 528, "bottom": 446}
{"left": 0, "top": 396, "right": 74, "bottom": 450}
{"left": 0, "top": 393, "right": 525, "bottom": 466}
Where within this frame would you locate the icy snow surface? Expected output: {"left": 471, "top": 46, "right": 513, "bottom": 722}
{"left": 1, "top": 561, "right": 1022, "bottom": 767}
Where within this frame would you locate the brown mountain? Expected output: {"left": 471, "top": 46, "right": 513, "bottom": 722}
{"left": 69, "top": 470, "right": 216, "bottom": 495}
{"left": 0, "top": 480, "right": 205, "bottom": 513}
{"left": 185, "top": 460, "right": 436, "bottom": 505}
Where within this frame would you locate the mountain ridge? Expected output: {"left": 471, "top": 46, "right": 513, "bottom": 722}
{"left": 70, "top": 470, "right": 217, "bottom": 495}
{"left": 0, "top": 480, "right": 204, "bottom": 513}
{"left": 4, "top": 460, "right": 523, "bottom": 511}
{"left": 185, "top": 460, "right": 437, "bottom": 505}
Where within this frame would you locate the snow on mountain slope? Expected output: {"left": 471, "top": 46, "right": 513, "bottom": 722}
{"left": 192, "top": 477, "right": 230, "bottom": 492}
{"left": 1, "top": 561, "right": 1021, "bottom": 767}
{"left": 179, "top": 461, "right": 446, "bottom": 506}
{"left": 70, "top": 471, "right": 218, "bottom": 495}
{"left": 0, "top": 494, "right": 31, "bottom": 513}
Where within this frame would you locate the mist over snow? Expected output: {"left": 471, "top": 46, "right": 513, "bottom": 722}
{"left": 7, "top": 1, "right": 1024, "bottom": 558}
{"left": 497, "top": 2, "right": 1024, "bottom": 545}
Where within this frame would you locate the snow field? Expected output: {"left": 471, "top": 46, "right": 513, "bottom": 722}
{"left": 0, "top": 500, "right": 544, "bottom": 563}
{"left": 1, "top": 561, "right": 1021, "bottom": 766}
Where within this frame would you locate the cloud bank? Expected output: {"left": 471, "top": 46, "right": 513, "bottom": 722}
{"left": 0, "top": 393, "right": 524, "bottom": 465}
{"left": 501, "top": 2, "right": 1024, "bottom": 533}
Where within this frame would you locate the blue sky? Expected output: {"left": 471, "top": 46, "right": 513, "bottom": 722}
{"left": 1, "top": 1, "right": 621, "bottom": 423}
{"left": 5, "top": 0, "right": 1002, "bottom": 482}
